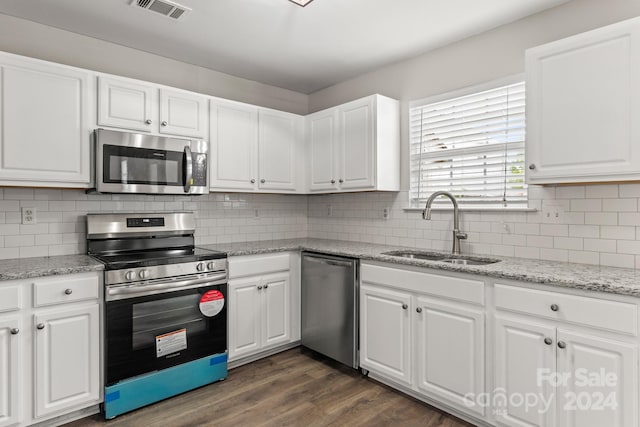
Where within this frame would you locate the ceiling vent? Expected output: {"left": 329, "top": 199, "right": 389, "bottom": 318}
{"left": 131, "top": 0, "right": 191, "bottom": 21}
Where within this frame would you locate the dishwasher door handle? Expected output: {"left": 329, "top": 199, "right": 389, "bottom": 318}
{"left": 304, "top": 256, "right": 354, "bottom": 268}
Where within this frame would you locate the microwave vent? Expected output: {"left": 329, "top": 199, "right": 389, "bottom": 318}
{"left": 131, "top": 0, "right": 191, "bottom": 21}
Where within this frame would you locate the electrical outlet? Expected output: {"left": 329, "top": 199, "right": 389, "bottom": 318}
{"left": 542, "top": 202, "right": 564, "bottom": 224}
{"left": 21, "top": 207, "right": 36, "bottom": 225}
{"left": 383, "top": 207, "right": 390, "bottom": 220}
{"left": 327, "top": 205, "right": 333, "bottom": 217}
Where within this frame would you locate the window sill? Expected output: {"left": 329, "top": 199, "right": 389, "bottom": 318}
{"left": 404, "top": 206, "right": 537, "bottom": 213}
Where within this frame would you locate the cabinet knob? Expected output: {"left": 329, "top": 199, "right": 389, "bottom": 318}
{"left": 10, "top": 328, "right": 19, "bottom": 335}
{"left": 330, "top": 179, "right": 336, "bottom": 184}
{"left": 257, "top": 285, "right": 263, "bottom": 290}
{"left": 416, "top": 307, "right": 422, "bottom": 313}
{"left": 260, "top": 179, "right": 266, "bottom": 184}
{"left": 161, "top": 121, "right": 168, "bottom": 126}
{"left": 402, "top": 303, "right": 408, "bottom": 310}
{"left": 339, "top": 179, "right": 344, "bottom": 184}
{"left": 550, "top": 304, "right": 559, "bottom": 312}
{"left": 557, "top": 341, "right": 567, "bottom": 349}
{"left": 528, "top": 164, "right": 536, "bottom": 170}
{"left": 544, "top": 337, "right": 553, "bottom": 346}
{"left": 264, "top": 284, "right": 269, "bottom": 289}
{"left": 250, "top": 179, "right": 256, "bottom": 184}
{"left": 64, "top": 288, "right": 73, "bottom": 295}
{"left": 145, "top": 119, "right": 152, "bottom": 125}
{"left": 36, "top": 323, "right": 45, "bottom": 330}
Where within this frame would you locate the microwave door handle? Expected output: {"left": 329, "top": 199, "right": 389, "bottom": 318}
{"left": 183, "top": 145, "right": 193, "bottom": 193}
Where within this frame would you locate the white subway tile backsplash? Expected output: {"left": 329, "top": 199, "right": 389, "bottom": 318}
{"left": 540, "top": 224, "right": 568, "bottom": 237}
{"left": 601, "top": 225, "right": 635, "bottom": 240}
{"left": 568, "top": 224, "right": 599, "bottom": 238}
{"left": 619, "top": 184, "right": 640, "bottom": 198}
{"left": 600, "top": 253, "right": 635, "bottom": 268}
{"left": 585, "top": 185, "right": 618, "bottom": 199}
{"left": 570, "top": 199, "right": 601, "bottom": 212}
{"left": 553, "top": 236, "right": 583, "bottom": 251}
{"left": 540, "top": 248, "right": 569, "bottom": 262}
{"left": 603, "top": 198, "right": 637, "bottom": 212}
{"left": 619, "top": 212, "right": 640, "bottom": 226}
{"left": 556, "top": 186, "right": 585, "bottom": 199}
{"left": 585, "top": 212, "right": 617, "bottom": 225}
{"left": 583, "top": 238, "right": 617, "bottom": 253}
{"left": 568, "top": 250, "right": 599, "bottom": 265}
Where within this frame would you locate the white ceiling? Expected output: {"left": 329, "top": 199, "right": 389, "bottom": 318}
{"left": 0, "top": 0, "right": 570, "bottom": 93}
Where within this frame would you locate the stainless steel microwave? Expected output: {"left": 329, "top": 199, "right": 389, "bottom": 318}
{"left": 94, "top": 129, "right": 209, "bottom": 195}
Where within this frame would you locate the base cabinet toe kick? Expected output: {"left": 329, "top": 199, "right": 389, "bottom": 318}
{"left": 359, "top": 261, "right": 639, "bottom": 427}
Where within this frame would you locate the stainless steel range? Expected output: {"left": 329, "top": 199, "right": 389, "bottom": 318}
{"left": 87, "top": 212, "right": 228, "bottom": 419}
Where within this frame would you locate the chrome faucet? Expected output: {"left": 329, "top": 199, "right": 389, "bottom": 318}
{"left": 422, "top": 191, "right": 468, "bottom": 255}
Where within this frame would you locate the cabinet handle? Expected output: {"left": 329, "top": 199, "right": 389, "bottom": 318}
{"left": 264, "top": 284, "right": 269, "bottom": 289}
{"left": 250, "top": 179, "right": 256, "bottom": 184}
{"left": 550, "top": 304, "right": 559, "bottom": 312}
{"left": 36, "top": 323, "right": 45, "bottom": 330}
{"left": 257, "top": 285, "right": 262, "bottom": 290}
{"left": 416, "top": 307, "right": 422, "bottom": 313}
{"left": 330, "top": 179, "right": 336, "bottom": 184}
{"left": 64, "top": 288, "right": 73, "bottom": 295}
{"left": 402, "top": 303, "right": 408, "bottom": 310}
{"left": 544, "top": 337, "right": 553, "bottom": 346}
{"left": 145, "top": 119, "right": 152, "bottom": 125}
{"left": 10, "top": 328, "right": 19, "bottom": 335}
{"left": 339, "top": 179, "right": 344, "bottom": 183}
{"left": 529, "top": 164, "right": 536, "bottom": 170}
{"left": 557, "top": 341, "right": 567, "bottom": 349}
{"left": 161, "top": 121, "right": 168, "bottom": 126}
{"left": 260, "top": 179, "right": 266, "bottom": 184}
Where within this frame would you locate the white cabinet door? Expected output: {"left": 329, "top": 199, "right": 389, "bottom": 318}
{"left": 228, "top": 278, "right": 262, "bottom": 360}
{"left": 556, "top": 329, "right": 638, "bottom": 427}
{"left": 98, "top": 76, "right": 156, "bottom": 132}
{"left": 526, "top": 18, "right": 640, "bottom": 183}
{"left": 494, "top": 315, "right": 556, "bottom": 427}
{"left": 33, "top": 304, "right": 99, "bottom": 419}
{"left": 415, "top": 297, "right": 485, "bottom": 417}
{"left": 210, "top": 99, "right": 258, "bottom": 191}
{"left": 0, "top": 56, "right": 92, "bottom": 185}
{"left": 258, "top": 109, "right": 299, "bottom": 191}
{"left": 307, "top": 109, "right": 338, "bottom": 192}
{"left": 338, "top": 96, "right": 375, "bottom": 190}
{"left": 0, "top": 317, "right": 21, "bottom": 427}
{"left": 261, "top": 272, "right": 291, "bottom": 348}
{"left": 360, "top": 283, "right": 412, "bottom": 386}
{"left": 159, "top": 89, "right": 208, "bottom": 139}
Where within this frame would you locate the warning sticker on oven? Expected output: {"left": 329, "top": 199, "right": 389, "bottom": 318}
{"left": 156, "top": 328, "right": 187, "bottom": 358}
{"left": 199, "top": 290, "right": 225, "bottom": 317}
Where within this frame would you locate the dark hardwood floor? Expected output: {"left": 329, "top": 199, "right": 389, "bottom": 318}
{"left": 66, "top": 348, "right": 475, "bottom": 427}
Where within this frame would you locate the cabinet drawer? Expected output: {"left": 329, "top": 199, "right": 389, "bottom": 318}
{"left": 361, "top": 264, "right": 484, "bottom": 306}
{"left": 495, "top": 283, "right": 638, "bottom": 336}
{"left": 0, "top": 285, "right": 21, "bottom": 313}
{"left": 33, "top": 274, "right": 99, "bottom": 307}
{"left": 229, "top": 253, "right": 290, "bottom": 279}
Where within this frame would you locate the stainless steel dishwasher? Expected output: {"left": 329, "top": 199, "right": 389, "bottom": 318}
{"left": 301, "top": 252, "right": 359, "bottom": 369}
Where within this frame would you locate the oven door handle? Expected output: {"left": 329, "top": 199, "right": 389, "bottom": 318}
{"left": 183, "top": 145, "right": 193, "bottom": 193}
{"left": 106, "top": 273, "right": 226, "bottom": 301}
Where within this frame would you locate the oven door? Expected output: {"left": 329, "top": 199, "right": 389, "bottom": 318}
{"left": 105, "top": 281, "right": 227, "bottom": 386}
{"left": 95, "top": 129, "right": 208, "bottom": 195}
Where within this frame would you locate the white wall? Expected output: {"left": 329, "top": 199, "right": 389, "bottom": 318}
{"left": 0, "top": 14, "right": 308, "bottom": 114}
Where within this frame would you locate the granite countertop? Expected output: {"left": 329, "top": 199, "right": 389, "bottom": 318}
{"left": 201, "top": 238, "right": 640, "bottom": 298}
{"left": 0, "top": 254, "right": 104, "bottom": 281}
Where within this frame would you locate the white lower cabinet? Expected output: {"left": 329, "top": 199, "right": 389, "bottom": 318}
{"left": 228, "top": 253, "right": 299, "bottom": 362}
{"left": 0, "top": 317, "right": 21, "bottom": 427}
{"left": 0, "top": 273, "right": 101, "bottom": 427}
{"left": 33, "top": 305, "right": 100, "bottom": 419}
{"left": 360, "top": 263, "right": 486, "bottom": 420}
{"left": 359, "top": 284, "right": 412, "bottom": 386}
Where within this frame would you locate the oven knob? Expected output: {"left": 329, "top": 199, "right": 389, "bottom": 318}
{"left": 125, "top": 271, "right": 135, "bottom": 281}
{"left": 207, "top": 262, "right": 215, "bottom": 270}
{"left": 139, "top": 270, "right": 150, "bottom": 279}
{"left": 196, "top": 262, "right": 205, "bottom": 272}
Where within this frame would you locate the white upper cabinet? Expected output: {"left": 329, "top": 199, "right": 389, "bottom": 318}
{"left": 526, "top": 17, "right": 640, "bottom": 184}
{"left": 210, "top": 98, "right": 303, "bottom": 193}
{"left": 0, "top": 53, "right": 93, "bottom": 187}
{"left": 98, "top": 76, "right": 208, "bottom": 139}
{"left": 306, "top": 94, "right": 400, "bottom": 193}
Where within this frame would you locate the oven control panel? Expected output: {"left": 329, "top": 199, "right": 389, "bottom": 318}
{"left": 105, "top": 258, "right": 227, "bottom": 285}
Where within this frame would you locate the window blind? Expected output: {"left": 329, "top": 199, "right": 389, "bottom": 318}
{"left": 410, "top": 81, "right": 527, "bottom": 207}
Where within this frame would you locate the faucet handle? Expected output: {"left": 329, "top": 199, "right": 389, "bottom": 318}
{"left": 456, "top": 231, "right": 468, "bottom": 240}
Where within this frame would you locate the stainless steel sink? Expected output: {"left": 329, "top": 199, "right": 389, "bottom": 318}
{"left": 382, "top": 251, "right": 447, "bottom": 261}
{"left": 382, "top": 250, "right": 500, "bottom": 265}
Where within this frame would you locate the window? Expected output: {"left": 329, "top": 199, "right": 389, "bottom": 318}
{"left": 410, "top": 79, "right": 527, "bottom": 208}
